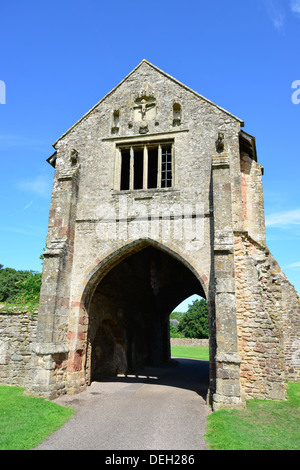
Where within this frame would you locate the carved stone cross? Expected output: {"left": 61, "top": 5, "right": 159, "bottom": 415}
{"left": 134, "top": 98, "right": 155, "bottom": 121}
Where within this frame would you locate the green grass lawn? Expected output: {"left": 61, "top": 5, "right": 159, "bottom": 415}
{"left": 205, "top": 382, "right": 300, "bottom": 450}
{"left": 171, "top": 345, "right": 209, "bottom": 361}
{"left": 171, "top": 344, "right": 300, "bottom": 450}
{"left": 0, "top": 386, "right": 74, "bottom": 450}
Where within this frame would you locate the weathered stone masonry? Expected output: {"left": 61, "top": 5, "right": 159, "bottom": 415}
{"left": 0, "top": 312, "right": 37, "bottom": 387}
{"left": 235, "top": 233, "right": 300, "bottom": 400}
{"left": 1, "top": 61, "right": 299, "bottom": 410}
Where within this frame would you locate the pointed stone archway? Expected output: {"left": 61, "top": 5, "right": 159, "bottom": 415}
{"left": 75, "top": 240, "right": 205, "bottom": 375}
{"left": 83, "top": 242, "right": 206, "bottom": 387}
{"left": 55, "top": 237, "right": 242, "bottom": 410}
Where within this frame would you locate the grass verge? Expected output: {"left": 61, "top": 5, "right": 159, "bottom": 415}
{"left": 171, "top": 344, "right": 300, "bottom": 450}
{"left": 205, "top": 382, "right": 300, "bottom": 450}
{"left": 0, "top": 386, "right": 74, "bottom": 450}
{"left": 171, "top": 345, "right": 209, "bottom": 361}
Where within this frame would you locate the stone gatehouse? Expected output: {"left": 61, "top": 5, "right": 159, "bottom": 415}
{"left": 3, "top": 60, "right": 299, "bottom": 411}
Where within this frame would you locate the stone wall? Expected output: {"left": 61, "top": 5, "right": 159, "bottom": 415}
{"left": 171, "top": 338, "right": 209, "bottom": 347}
{"left": 0, "top": 312, "right": 38, "bottom": 388}
{"left": 234, "top": 232, "right": 300, "bottom": 401}
{"left": 0, "top": 299, "right": 298, "bottom": 398}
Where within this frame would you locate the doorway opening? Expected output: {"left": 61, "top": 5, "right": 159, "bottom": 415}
{"left": 170, "top": 294, "right": 209, "bottom": 344}
{"left": 85, "top": 244, "right": 208, "bottom": 387}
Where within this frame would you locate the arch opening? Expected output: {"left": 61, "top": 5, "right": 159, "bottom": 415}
{"left": 84, "top": 244, "right": 209, "bottom": 385}
{"left": 170, "top": 294, "right": 209, "bottom": 340}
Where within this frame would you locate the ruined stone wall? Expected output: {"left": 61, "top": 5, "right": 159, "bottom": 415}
{"left": 234, "top": 232, "right": 300, "bottom": 401}
{"left": 0, "top": 312, "right": 37, "bottom": 388}
{"left": 170, "top": 338, "right": 209, "bottom": 347}
{"left": 240, "top": 153, "right": 266, "bottom": 245}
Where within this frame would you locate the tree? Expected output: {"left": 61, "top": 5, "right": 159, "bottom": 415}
{"left": 177, "top": 298, "right": 209, "bottom": 339}
{"left": 0, "top": 267, "right": 28, "bottom": 302}
{"left": 169, "top": 321, "right": 185, "bottom": 338}
{"left": 170, "top": 311, "right": 184, "bottom": 322}
{"left": 0, "top": 265, "right": 42, "bottom": 304}
{"left": 16, "top": 271, "right": 42, "bottom": 304}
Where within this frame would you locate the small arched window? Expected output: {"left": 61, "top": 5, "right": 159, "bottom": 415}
{"left": 111, "top": 110, "right": 120, "bottom": 134}
{"left": 173, "top": 103, "right": 181, "bottom": 126}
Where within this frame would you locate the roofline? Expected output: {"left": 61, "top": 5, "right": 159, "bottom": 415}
{"left": 143, "top": 60, "right": 244, "bottom": 124}
{"left": 53, "top": 59, "right": 244, "bottom": 147}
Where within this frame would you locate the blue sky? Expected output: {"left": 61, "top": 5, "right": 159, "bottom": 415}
{"left": 0, "top": 0, "right": 299, "bottom": 309}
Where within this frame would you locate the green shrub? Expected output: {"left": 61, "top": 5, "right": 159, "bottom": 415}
{"left": 0, "top": 264, "right": 42, "bottom": 311}
{"left": 169, "top": 321, "right": 185, "bottom": 338}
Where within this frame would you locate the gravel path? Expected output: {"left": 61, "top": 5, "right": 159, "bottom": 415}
{"left": 35, "top": 358, "right": 210, "bottom": 450}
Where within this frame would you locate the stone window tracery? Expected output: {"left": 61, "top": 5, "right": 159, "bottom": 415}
{"left": 118, "top": 141, "right": 173, "bottom": 191}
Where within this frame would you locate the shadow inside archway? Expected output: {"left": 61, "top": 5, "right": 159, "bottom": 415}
{"left": 87, "top": 245, "right": 208, "bottom": 382}
{"left": 92, "top": 357, "right": 209, "bottom": 402}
